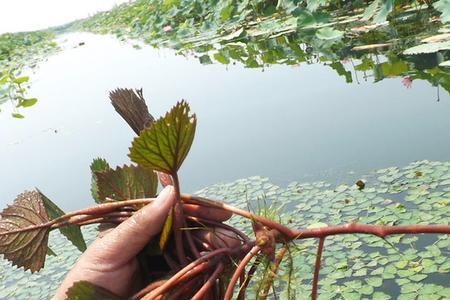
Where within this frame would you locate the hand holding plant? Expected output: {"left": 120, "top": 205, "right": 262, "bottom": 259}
{"left": 1, "top": 88, "right": 449, "bottom": 300}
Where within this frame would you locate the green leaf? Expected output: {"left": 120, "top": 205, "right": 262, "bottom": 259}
{"left": 360, "top": 285, "right": 374, "bottom": 295}
{"left": 129, "top": 100, "right": 197, "bottom": 175}
{"left": 400, "top": 282, "right": 422, "bottom": 294}
{"left": 12, "top": 113, "right": 24, "bottom": 119}
{"left": 38, "top": 189, "right": 87, "bottom": 252}
{"left": 306, "top": 0, "right": 328, "bottom": 12}
{"left": 315, "top": 27, "right": 343, "bottom": 40}
{"left": 409, "top": 274, "right": 427, "bottom": 282}
{"left": 373, "top": 291, "right": 391, "bottom": 300}
{"left": 296, "top": 10, "right": 317, "bottom": 28}
{"left": 362, "top": 0, "right": 392, "bottom": 23}
{"left": 159, "top": 206, "right": 173, "bottom": 249}
{"left": 16, "top": 98, "right": 37, "bottom": 108}
{"left": 95, "top": 165, "right": 158, "bottom": 203}
{"left": 330, "top": 61, "right": 352, "bottom": 83}
{"left": 90, "top": 158, "right": 111, "bottom": 203}
{"left": 213, "top": 52, "right": 230, "bottom": 64}
{"left": 362, "top": 0, "right": 380, "bottom": 20}
{"left": 0, "top": 191, "right": 50, "bottom": 272}
{"left": 365, "top": 277, "right": 383, "bottom": 287}
{"left": 66, "top": 281, "right": 123, "bottom": 300}
{"left": 199, "top": 55, "right": 212, "bottom": 65}
{"left": 395, "top": 260, "right": 408, "bottom": 268}
{"left": 12, "top": 76, "right": 29, "bottom": 84}
{"left": 373, "top": 0, "right": 392, "bottom": 24}
{"left": 220, "top": 4, "right": 234, "bottom": 22}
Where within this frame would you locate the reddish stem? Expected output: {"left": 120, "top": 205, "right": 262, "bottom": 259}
{"left": 137, "top": 261, "right": 210, "bottom": 300}
{"left": 224, "top": 245, "right": 261, "bottom": 300}
{"left": 130, "top": 280, "right": 166, "bottom": 300}
{"left": 142, "top": 248, "right": 230, "bottom": 300}
{"left": 191, "top": 263, "right": 224, "bottom": 300}
{"left": 172, "top": 174, "right": 189, "bottom": 265}
{"left": 0, "top": 199, "right": 152, "bottom": 237}
{"left": 165, "top": 277, "right": 202, "bottom": 300}
{"left": 182, "top": 194, "right": 295, "bottom": 238}
{"left": 292, "top": 223, "right": 450, "bottom": 239}
{"left": 312, "top": 237, "right": 325, "bottom": 300}
{"left": 237, "top": 255, "right": 261, "bottom": 300}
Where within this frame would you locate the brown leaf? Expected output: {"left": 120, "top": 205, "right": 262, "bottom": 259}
{"left": 95, "top": 164, "right": 158, "bottom": 203}
{"left": 109, "top": 88, "right": 154, "bottom": 135}
{"left": 0, "top": 190, "right": 50, "bottom": 272}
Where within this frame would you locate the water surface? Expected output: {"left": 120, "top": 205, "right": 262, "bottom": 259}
{"left": 1, "top": 32, "right": 449, "bottom": 211}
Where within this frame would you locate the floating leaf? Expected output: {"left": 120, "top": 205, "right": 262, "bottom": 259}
{"left": 159, "top": 207, "right": 173, "bottom": 249}
{"left": 0, "top": 191, "right": 50, "bottom": 272}
{"left": 410, "top": 274, "right": 427, "bottom": 282}
{"left": 360, "top": 285, "right": 374, "bottom": 295}
{"left": 373, "top": 291, "right": 391, "bottom": 300}
{"left": 38, "top": 189, "right": 86, "bottom": 252}
{"left": 403, "top": 41, "right": 450, "bottom": 55}
{"left": 129, "top": 100, "right": 197, "bottom": 175}
{"left": 95, "top": 165, "right": 158, "bottom": 203}
{"left": 307, "top": 222, "right": 328, "bottom": 229}
{"left": 366, "top": 277, "right": 383, "bottom": 287}
{"left": 66, "top": 281, "right": 123, "bottom": 300}
{"left": 90, "top": 158, "right": 111, "bottom": 203}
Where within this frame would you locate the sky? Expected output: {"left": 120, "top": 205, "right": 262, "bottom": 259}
{"left": 0, "top": 0, "right": 130, "bottom": 34}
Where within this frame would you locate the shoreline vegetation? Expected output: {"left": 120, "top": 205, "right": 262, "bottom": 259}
{"left": 1, "top": 0, "right": 450, "bottom": 116}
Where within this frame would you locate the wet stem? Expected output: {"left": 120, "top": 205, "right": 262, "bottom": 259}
{"left": 171, "top": 173, "right": 189, "bottom": 265}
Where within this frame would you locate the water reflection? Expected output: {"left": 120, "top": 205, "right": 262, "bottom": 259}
{"left": 1, "top": 32, "right": 449, "bottom": 212}
{"left": 183, "top": 29, "right": 450, "bottom": 95}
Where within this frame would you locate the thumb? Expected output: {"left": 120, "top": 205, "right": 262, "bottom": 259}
{"left": 88, "top": 186, "right": 175, "bottom": 266}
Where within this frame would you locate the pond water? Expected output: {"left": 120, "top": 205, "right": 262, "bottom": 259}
{"left": 1, "top": 32, "right": 450, "bottom": 212}
{"left": 1, "top": 10, "right": 450, "bottom": 297}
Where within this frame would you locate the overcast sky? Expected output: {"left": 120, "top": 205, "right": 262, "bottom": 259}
{"left": 0, "top": 0, "right": 130, "bottom": 34}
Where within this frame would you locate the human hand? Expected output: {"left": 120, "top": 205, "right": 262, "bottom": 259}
{"left": 52, "top": 186, "right": 233, "bottom": 299}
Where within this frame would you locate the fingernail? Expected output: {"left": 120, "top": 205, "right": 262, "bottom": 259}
{"left": 155, "top": 185, "right": 174, "bottom": 204}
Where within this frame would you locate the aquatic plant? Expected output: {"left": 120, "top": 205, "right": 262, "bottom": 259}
{"left": 2, "top": 0, "right": 449, "bottom": 114}
{"left": 0, "top": 31, "right": 58, "bottom": 117}
{"left": 65, "top": 0, "right": 450, "bottom": 94}
{"left": 1, "top": 88, "right": 449, "bottom": 300}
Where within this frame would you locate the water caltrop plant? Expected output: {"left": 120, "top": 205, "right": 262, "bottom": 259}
{"left": 0, "top": 89, "right": 449, "bottom": 300}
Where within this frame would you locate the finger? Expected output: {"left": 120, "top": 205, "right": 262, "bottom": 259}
{"left": 183, "top": 204, "right": 232, "bottom": 222}
{"left": 88, "top": 186, "right": 175, "bottom": 266}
